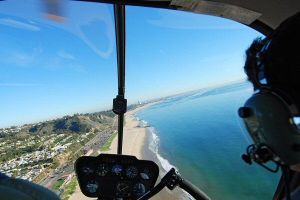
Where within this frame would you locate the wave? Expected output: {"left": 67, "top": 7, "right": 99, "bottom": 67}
{"left": 136, "top": 120, "right": 147, "bottom": 128}
{"left": 133, "top": 115, "right": 150, "bottom": 128}
{"left": 136, "top": 119, "right": 195, "bottom": 200}
{"left": 146, "top": 126, "right": 176, "bottom": 172}
{"left": 146, "top": 126, "right": 195, "bottom": 200}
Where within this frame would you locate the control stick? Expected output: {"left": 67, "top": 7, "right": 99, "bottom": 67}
{"left": 138, "top": 168, "right": 210, "bottom": 200}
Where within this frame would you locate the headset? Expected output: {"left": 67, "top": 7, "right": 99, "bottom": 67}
{"left": 238, "top": 36, "right": 300, "bottom": 167}
{"left": 238, "top": 14, "right": 300, "bottom": 200}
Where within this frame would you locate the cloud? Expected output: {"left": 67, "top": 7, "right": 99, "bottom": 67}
{"left": 1, "top": 48, "right": 85, "bottom": 73}
{"left": 1, "top": 47, "right": 43, "bottom": 67}
{"left": 0, "top": 51, "right": 35, "bottom": 66}
{"left": 11, "top": 52, "right": 35, "bottom": 65}
{"left": 43, "top": 56, "right": 87, "bottom": 73}
{"left": 0, "top": 18, "right": 40, "bottom": 31}
{"left": 57, "top": 50, "right": 75, "bottom": 60}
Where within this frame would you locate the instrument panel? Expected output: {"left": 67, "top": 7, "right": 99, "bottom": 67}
{"left": 75, "top": 154, "right": 159, "bottom": 199}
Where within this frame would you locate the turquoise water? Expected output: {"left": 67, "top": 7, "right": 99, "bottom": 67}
{"left": 137, "top": 82, "right": 280, "bottom": 200}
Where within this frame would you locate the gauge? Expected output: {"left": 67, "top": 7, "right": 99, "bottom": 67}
{"left": 140, "top": 168, "right": 151, "bottom": 180}
{"left": 116, "top": 182, "right": 130, "bottom": 197}
{"left": 96, "top": 164, "right": 109, "bottom": 176}
{"left": 86, "top": 180, "right": 99, "bottom": 194}
{"left": 126, "top": 166, "right": 138, "bottom": 179}
{"left": 82, "top": 166, "right": 94, "bottom": 175}
{"left": 112, "top": 164, "right": 123, "bottom": 176}
{"left": 133, "top": 183, "right": 146, "bottom": 197}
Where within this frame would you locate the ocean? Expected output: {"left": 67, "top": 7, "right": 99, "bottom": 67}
{"left": 136, "top": 81, "right": 280, "bottom": 200}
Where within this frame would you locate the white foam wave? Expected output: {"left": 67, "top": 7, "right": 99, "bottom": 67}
{"left": 147, "top": 127, "right": 159, "bottom": 154}
{"left": 141, "top": 120, "right": 148, "bottom": 126}
{"left": 183, "top": 190, "right": 196, "bottom": 200}
{"left": 144, "top": 122, "right": 191, "bottom": 199}
{"left": 156, "top": 152, "right": 176, "bottom": 172}
{"left": 138, "top": 120, "right": 148, "bottom": 128}
{"left": 147, "top": 127, "right": 177, "bottom": 172}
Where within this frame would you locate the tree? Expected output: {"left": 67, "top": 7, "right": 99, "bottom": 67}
{"left": 54, "top": 120, "right": 67, "bottom": 130}
{"left": 29, "top": 126, "right": 38, "bottom": 133}
{"left": 69, "top": 122, "right": 80, "bottom": 132}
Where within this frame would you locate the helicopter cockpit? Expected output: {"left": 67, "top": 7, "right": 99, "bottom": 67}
{"left": 75, "top": 154, "right": 160, "bottom": 199}
{"left": 1, "top": 1, "right": 300, "bottom": 200}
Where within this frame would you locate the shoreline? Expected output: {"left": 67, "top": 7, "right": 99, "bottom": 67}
{"left": 69, "top": 103, "right": 156, "bottom": 200}
{"left": 106, "top": 103, "right": 153, "bottom": 158}
{"left": 69, "top": 102, "right": 184, "bottom": 200}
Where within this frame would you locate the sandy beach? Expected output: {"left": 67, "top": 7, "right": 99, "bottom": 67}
{"left": 69, "top": 103, "right": 179, "bottom": 200}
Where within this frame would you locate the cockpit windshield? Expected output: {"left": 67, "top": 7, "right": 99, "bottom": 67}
{"left": 0, "top": 1, "right": 280, "bottom": 200}
{"left": 0, "top": 0, "right": 116, "bottom": 127}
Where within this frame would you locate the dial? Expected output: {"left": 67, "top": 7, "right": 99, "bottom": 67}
{"left": 96, "top": 164, "right": 109, "bottom": 176}
{"left": 133, "top": 183, "right": 146, "bottom": 197}
{"left": 86, "top": 180, "right": 99, "bottom": 194}
{"left": 112, "top": 164, "right": 123, "bottom": 176}
{"left": 82, "top": 166, "right": 94, "bottom": 175}
{"left": 140, "top": 168, "right": 151, "bottom": 180}
{"left": 116, "top": 182, "right": 130, "bottom": 197}
{"left": 126, "top": 166, "right": 138, "bottom": 179}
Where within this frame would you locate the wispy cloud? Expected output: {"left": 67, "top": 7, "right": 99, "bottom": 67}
{"left": 1, "top": 47, "right": 43, "bottom": 67}
{"left": 44, "top": 63, "right": 87, "bottom": 73}
{"left": 43, "top": 57, "right": 87, "bottom": 73}
{"left": 0, "top": 18, "right": 40, "bottom": 31}
{"left": 10, "top": 52, "right": 35, "bottom": 65}
{"left": 57, "top": 50, "right": 75, "bottom": 60}
{"left": 1, "top": 48, "right": 86, "bottom": 73}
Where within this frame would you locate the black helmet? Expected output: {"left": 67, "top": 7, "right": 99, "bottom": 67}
{"left": 240, "top": 12, "right": 300, "bottom": 166}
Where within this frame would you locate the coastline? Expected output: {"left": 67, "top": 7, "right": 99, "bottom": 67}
{"left": 106, "top": 103, "right": 152, "bottom": 158}
{"left": 69, "top": 103, "right": 182, "bottom": 200}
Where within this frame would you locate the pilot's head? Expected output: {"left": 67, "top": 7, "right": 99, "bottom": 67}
{"left": 239, "top": 12, "right": 300, "bottom": 170}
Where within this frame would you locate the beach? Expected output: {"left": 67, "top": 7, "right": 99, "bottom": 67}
{"left": 69, "top": 103, "right": 180, "bottom": 200}
{"left": 69, "top": 82, "right": 279, "bottom": 200}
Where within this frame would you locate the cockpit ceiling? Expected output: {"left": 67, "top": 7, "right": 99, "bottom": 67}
{"left": 169, "top": 0, "right": 298, "bottom": 29}
{"left": 85, "top": 0, "right": 299, "bottom": 34}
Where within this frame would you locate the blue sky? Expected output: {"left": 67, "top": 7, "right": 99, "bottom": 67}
{"left": 0, "top": 1, "right": 262, "bottom": 127}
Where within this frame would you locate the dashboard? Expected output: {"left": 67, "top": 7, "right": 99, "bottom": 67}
{"left": 75, "top": 154, "right": 159, "bottom": 199}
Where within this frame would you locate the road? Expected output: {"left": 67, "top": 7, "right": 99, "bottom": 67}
{"left": 39, "top": 128, "right": 114, "bottom": 192}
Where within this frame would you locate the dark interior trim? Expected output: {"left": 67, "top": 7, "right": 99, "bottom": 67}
{"left": 75, "top": 0, "right": 274, "bottom": 36}
{"left": 250, "top": 19, "right": 274, "bottom": 36}
{"left": 75, "top": 0, "right": 173, "bottom": 9}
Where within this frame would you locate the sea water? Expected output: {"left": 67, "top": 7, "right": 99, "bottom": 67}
{"left": 136, "top": 81, "right": 280, "bottom": 200}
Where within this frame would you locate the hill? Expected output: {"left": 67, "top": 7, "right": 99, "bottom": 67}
{"left": 0, "top": 111, "right": 116, "bottom": 137}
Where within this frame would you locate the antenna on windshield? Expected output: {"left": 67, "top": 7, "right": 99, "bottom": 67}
{"left": 113, "top": 3, "right": 127, "bottom": 155}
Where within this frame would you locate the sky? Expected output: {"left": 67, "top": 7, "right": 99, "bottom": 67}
{"left": 0, "top": 0, "right": 262, "bottom": 128}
